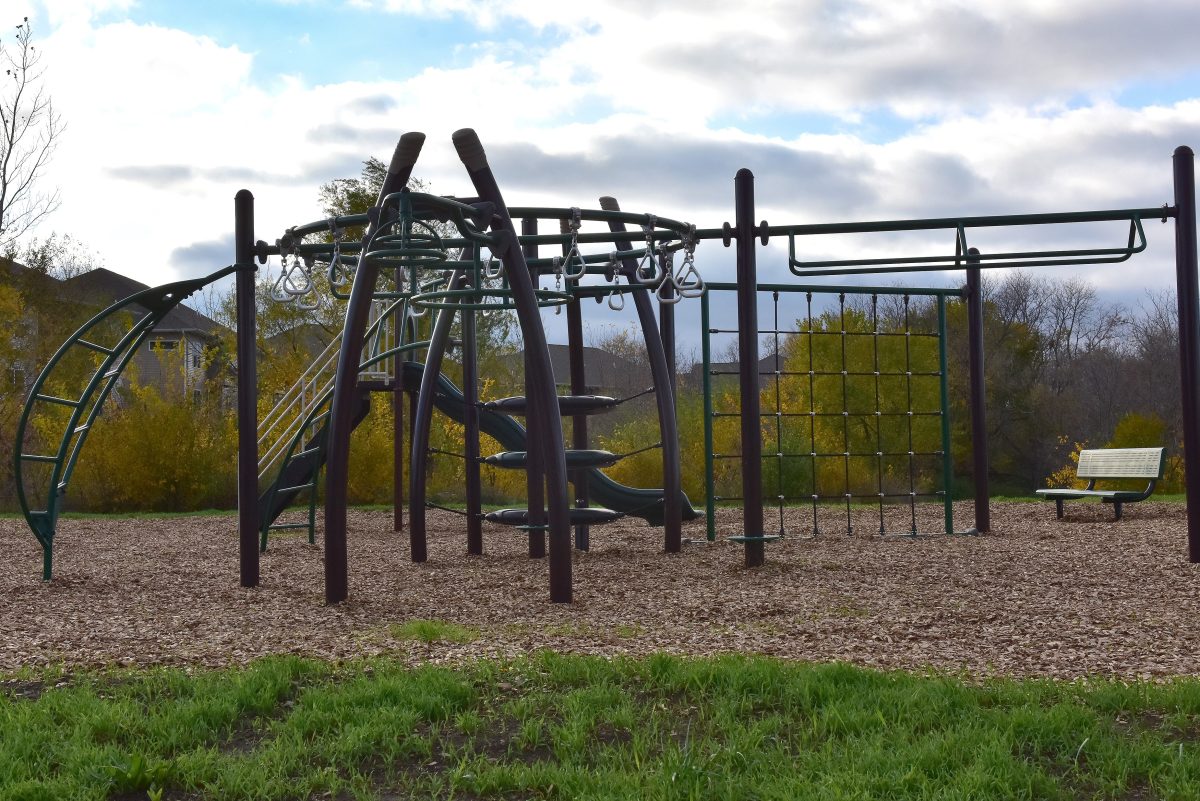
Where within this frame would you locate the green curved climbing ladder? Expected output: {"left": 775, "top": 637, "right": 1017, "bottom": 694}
{"left": 13, "top": 265, "right": 240, "bottom": 580}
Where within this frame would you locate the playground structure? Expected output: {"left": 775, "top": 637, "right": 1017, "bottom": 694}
{"left": 11, "top": 130, "right": 1199, "bottom": 606}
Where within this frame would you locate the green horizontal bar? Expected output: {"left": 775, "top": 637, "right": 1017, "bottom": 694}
{"left": 508, "top": 206, "right": 693, "bottom": 233}
{"left": 35, "top": 394, "right": 80, "bottom": 407}
{"left": 704, "top": 282, "right": 963, "bottom": 297}
{"left": 770, "top": 206, "right": 1168, "bottom": 237}
{"left": 75, "top": 339, "right": 115, "bottom": 355}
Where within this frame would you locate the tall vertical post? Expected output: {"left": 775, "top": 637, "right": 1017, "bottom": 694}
{"left": 599, "top": 196, "right": 683, "bottom": 553}
{"left": 393, "top": 382, "right": 404, "bottom": 532}
{"left": 734, "top": 169, "right": 764, "bottom": 567}
{"left": 965, "top": 247, "right": 989, "bottom": 533}
{"left": 454, "top": 128, "right": 572, "bottom": 601}
{"left": 234, "top": 189, "right": 259, "bottom": 588}
{"left": 392, "top": 302, "right": 405, "bottom": 533}
{"left": 659, "top": 272, "right": 677, "bottom": 395}
{"left": 701, "top": 290, "right": 716, "bottom": 542}
{"left": 563, "top": 219, "right": 591, "bottom": 551}
{"left": 328, "top": 133, "right": 425, "bottom": 603}
{"left": 937, "top": 295, "right": 955, "bottom": 535}
{"left": 1173, "top": 146, "right": 1200, "bottom": 562}
{"left": 521, "top": 217, "right": 546, "bottom": 559}
{"left": 463, "top": 251, "right": 483, "bottom": 556}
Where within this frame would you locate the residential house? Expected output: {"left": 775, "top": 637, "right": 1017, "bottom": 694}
{"left": 498, "top": 344, "right": 654, "bottom": 397}
{"left": 1, "top": 261, "right": 228, "bottom": 401}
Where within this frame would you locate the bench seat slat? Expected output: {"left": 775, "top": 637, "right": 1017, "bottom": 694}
{"left": 1035, "top": 488, "right": 1147, "bottom": 501}
{"left": 1076, "top": 447, "right": 1164, "bottom": 479}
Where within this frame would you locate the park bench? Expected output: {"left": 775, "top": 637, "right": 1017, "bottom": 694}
{"left": 1036, "top": 447, "right": 1165, "bottom": 520}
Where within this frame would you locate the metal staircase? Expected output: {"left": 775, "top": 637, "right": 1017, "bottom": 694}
{"left": 256, "top": 288, "right": 440, "bottom": 546}
{"left": 257, "top": 297, "right": 400, "bottom": 485}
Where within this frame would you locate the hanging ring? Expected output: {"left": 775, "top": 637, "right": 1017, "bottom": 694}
{"left": 482, "top": 251, "right": 504, "bottom": 280}
{"left": 270, "top": 270, "right": 294, "bottom": 303}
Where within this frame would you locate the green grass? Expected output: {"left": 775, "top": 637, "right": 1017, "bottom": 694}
{"left": 6, "top": 653, "right": 1200, "bottom": 800}
{"left": 390, "top": 619, "right": 480, "bottom": 644}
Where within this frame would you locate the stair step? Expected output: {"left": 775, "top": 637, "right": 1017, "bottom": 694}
{"left": 482, "top": 395, "right": 620, "bottom": 417}
{"left": 485, "top": 507, "right": 622, "bottom": 527}
{"left": 484, "top": 449, "right": 621, "bottom": 470}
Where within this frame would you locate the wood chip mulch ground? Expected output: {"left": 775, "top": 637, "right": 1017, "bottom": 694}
{"left": 3, "top": 500, "right": 1199, "bottom": 680}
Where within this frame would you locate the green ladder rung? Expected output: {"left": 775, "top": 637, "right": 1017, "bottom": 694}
{"left": 20, "top": 454, "right": 59, "bottom": 463}
{"left": 102, "top": 368, "right": 122, "bottom": 379}
{"left": 294, "top": 446, "right": 322, "bottom": 460}
{"left": 727, "top": 535, "right": 783, "bottom": 543}
{"left": 76, "top": 339, "right": 115, "bottom": 355}
{"left": 35, "top": 393, "right": 80, "bottom": 407}
{"left": 278, "top": 482, "right": 315, "bottom": 494}
{"left": 269, "top": 523, "right": 313, "bottom": 531}
{"left": 73, "top": 423, "right": 90, "bottom": 435}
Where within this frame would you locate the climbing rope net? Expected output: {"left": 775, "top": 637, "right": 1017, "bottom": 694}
{"left": 701, "top": 283, "right": 961, "bottom": 540}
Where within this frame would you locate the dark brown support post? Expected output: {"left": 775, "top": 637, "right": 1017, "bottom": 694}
{"left": 599, "top": 197, "right": 683, "bottom": 553}
{"left": 965, "top": 247, "right": 989, "bottom": 533}
{"left": 463, "top": 253, "right": 483, "bottom": 556}
{"left": 521, "top": 217, "right": 546, "bottom": 559}
{"left": 234, "top": 189, "right": 259, "bottom": 588}
{"left": 410, "top": 271, "right": 465, "bottom": 562}
{"left": 326, "top": 133, "right": 425, "bottom": 603}
{"left": 393, "top": 307, "right": 405, "bottom": 533}
{"left": 563, "top": 218, "right": 590, "bottom": 551}
{"left": 733, "top": 169, "right": 764, "bottom": 566}
{"left": 455, "top": 130, "right": 571, "bottom": 600}
{"left": 1173, "top": 146, "right": 1200, "bottom": 562}
{"left": 659, "top": 270, "right": 676, "bottom": 395}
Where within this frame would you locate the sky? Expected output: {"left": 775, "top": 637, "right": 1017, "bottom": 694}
{"left": 10, "top": 0, "right": 1200, "bottom": 346}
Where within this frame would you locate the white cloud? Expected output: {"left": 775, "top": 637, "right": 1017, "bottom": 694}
{"left": 11, "top": 1, "right": 1196, "bottom": 303}
{"left": 353, "top": 0, "right": 1200, "bottom": 120}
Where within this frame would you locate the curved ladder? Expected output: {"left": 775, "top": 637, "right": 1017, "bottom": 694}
{"left": 14, "top": 265, "right": 240, "bottom": 579}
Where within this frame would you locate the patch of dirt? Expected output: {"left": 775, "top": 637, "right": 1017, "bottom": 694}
{"left": 2, "top": 501, "right": 1200, "bottom": 679}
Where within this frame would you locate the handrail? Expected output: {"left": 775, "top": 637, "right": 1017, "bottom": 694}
{"left": 257, "top": 296, "right": 402, "bottom": 481}
{"left": 257, "top": 276, "right": 441, "bottom": 484}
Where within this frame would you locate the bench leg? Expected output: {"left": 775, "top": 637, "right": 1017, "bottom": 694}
{"left": 1114, "top": 501, "right": 1123, "bottom": 521}
{"left": 1055, "top": 499, "right": 1063, "bottom": 519}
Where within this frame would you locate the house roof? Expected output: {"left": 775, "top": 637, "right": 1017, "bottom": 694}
{"left": 61, "top": 268, "right": 224, "bottom": 336}
{"left": 263, "top": 322, "right": 335, "bottom": 358}
{"left": 1, "top": 256, "right": 63, "bottom": 294}
{"left": 504, "top": 344, "right": 653, "bottom": 393}
{"left": 690, "top": 354, "right": 777, "bottom": 383}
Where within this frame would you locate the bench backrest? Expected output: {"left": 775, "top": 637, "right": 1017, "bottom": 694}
{"left": 1077, "top": 447, "right": 1165, "bottom": 479}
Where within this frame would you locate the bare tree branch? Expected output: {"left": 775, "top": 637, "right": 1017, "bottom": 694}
{"left": 0, "top": 17, "right": 63, "bottom": 251}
